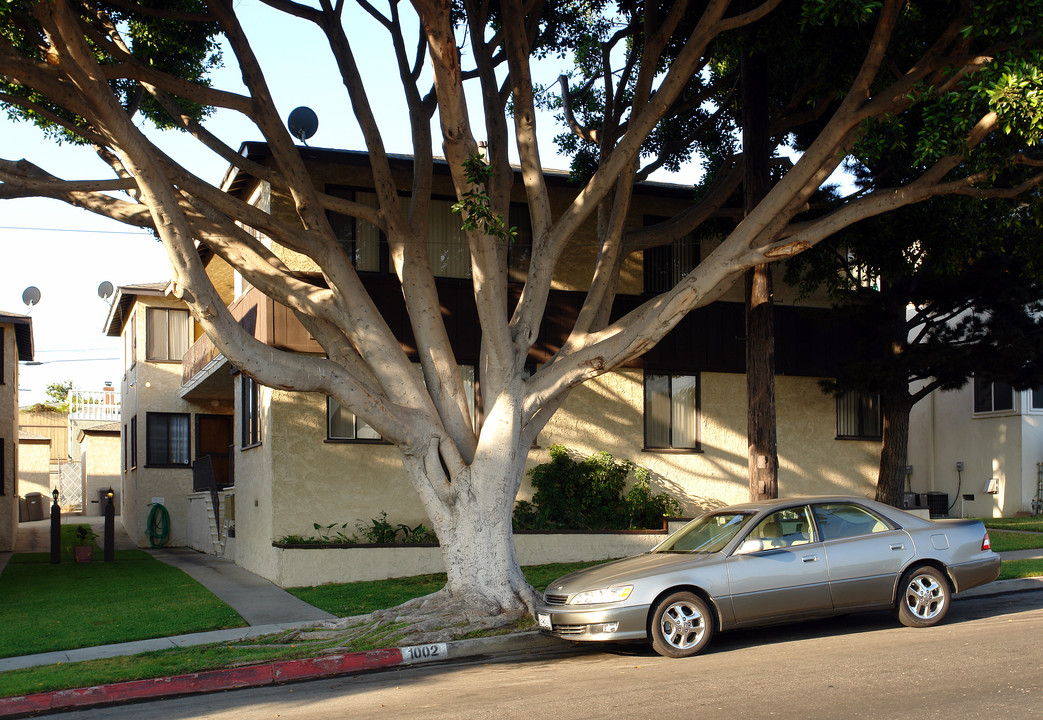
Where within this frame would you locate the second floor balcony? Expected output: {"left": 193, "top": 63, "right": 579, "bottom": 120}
{"left": 181, "top": 286, "right": 322, "bottom": 399}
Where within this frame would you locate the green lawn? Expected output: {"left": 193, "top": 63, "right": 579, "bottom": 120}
{"left": 987, "top": 530, "right": 1043, "bottom": 553}
{"left": 983, "top": 516, "right": 1043, "bottom": 533}
{"left": 286, "top": 560, "right": 605, "bottom": 617}
{"left": 0, "top": 550, "right": 245, "bottom": 659}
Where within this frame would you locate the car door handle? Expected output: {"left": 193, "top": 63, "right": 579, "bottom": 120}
{"left": 890, "top": 544, "right": 905, "bottom": 551}
{"left": 802, "top": 555, "right": 819, "bottom": 563}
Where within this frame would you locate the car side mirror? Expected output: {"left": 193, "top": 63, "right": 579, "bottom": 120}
{"left": 736, "top": 538, "right": 764, "bottom": 555}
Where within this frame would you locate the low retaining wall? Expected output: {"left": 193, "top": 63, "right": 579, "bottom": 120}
{"left": 268, "top": 521, "right": 689, "bottom": 587}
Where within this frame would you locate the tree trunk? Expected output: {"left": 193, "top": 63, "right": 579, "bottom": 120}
{"left": 746, "top": 265, "right": 778, "bottom": 500}
{"left": 401, "top": 391, "right": 539, "bottom": 619}
{"left": 742, "top": 25, "right": 778, "bottom": 501}
{"left": 875, "top": 391, "right": 912, "bottom": 507}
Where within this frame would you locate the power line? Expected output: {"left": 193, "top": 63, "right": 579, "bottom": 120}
{"left": 0, "top": 225, "right": 152, "bottom": 236}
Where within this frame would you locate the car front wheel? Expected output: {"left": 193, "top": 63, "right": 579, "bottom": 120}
{"left": 896, "top": 566, "right": 951, "bottom": 628}
{"left": 650, "top": 591, "right": 713, "bottom": 658}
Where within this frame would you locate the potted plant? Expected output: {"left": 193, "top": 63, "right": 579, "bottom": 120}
{"left": 72, "top": 525, "right": 98, "bottom": 563}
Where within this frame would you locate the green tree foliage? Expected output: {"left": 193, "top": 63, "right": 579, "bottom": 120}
{"left": 514, "top": 445, "right": 681, "bottom": 530}
{"left": 43, "top": 380, "right": 73, "bottom": 411}
{"left": 787, "top": 192, "right": 1043, "bottom": 504}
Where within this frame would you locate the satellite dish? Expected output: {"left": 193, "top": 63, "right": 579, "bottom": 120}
{"left": 287, "top": 106, "right": 318, "bottom": 145}
{"left": 22, "top": 286, "right": 41, "bottom": 311}
{"left": 98, "top": 281, "right": 114, "bottom": 301}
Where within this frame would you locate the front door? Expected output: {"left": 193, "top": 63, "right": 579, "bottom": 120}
{"left": 195, "top": 414, "right": 233, "bottom": 489}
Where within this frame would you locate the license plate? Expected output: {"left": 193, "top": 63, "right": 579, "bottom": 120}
{"left": 537, "top": 613, "right": 552, "bottom": 630}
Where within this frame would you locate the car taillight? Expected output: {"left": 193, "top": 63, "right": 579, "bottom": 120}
{"left": 982, "top": 532, "right": 991, "bottom": 551}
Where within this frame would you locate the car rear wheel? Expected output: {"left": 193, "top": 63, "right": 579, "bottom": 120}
{"left": 896, "top": 566, "right": 951, "bottom": 628}
{"left": 650, "top": 591, "right": 713, "bottom": 658}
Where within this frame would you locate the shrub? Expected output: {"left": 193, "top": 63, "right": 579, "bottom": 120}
{"left": 514, "top": 445, "right": 681, "bottom": 530}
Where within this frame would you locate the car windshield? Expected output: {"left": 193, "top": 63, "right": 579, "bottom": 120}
{"left": 654, "top": 512, "right": 754, "bottom": 553}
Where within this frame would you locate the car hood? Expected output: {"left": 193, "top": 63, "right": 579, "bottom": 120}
{"left": 545, "top": 552, "right": 723, "bottom": 594}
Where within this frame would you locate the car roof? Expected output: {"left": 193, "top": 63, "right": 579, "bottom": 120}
{"left": 712, "top": 495, "right": 882, "bottom": 514}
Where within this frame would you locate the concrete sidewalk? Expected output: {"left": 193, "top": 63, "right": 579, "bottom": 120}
{"left": 146, "top": 548, "right": 337, "bottom": 627}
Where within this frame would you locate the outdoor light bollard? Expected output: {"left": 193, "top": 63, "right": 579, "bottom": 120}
{"left": 50, "top": 488, "right": 60, "bottom": 564}
{"left": 104, "top": 490, "right": 115, "bottom": 562}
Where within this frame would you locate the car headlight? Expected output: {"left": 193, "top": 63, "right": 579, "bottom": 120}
{"left": 568, "top": 586, "right": 634, "bottom": 605}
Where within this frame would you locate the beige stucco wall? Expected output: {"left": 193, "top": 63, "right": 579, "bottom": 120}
{"left": 528, "top": 370, "right": 879, "bottom": 513}
{"left": 17, "top": 438, "right": 51, "bottom": 498}
{"left": 229, "top": 364, "right": 881, "bottom": 587}
{"left": 1, "top": 324, "right": 17, "bottom": 550}
{"left": 119, "top": 296, "right": 234, "bottom": 546}
{"left": 909, "top": 384, "right": 1041, "bottom": 517}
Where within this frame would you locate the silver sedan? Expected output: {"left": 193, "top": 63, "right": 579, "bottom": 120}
{"left": 535, "top": 496, "right": 1001, "bottom": 657}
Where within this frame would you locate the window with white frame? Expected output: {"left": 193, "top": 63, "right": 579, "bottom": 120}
{"left": 1029, "top": 385, "right": 1043, "bottom": 411}
{"left": 145, "top": 412, "right": 191, "bottom": 467}
{"left": 644, "top": 372, "right": 700, "bottom": 450}
{"left": 145, "top": 307, "right": 190, "bottom": 362}
{"left": 836, "top": 390, "right": 882, "bottom": 440}
{"left": 973, "top": 376, "right": 1015, "bottom": 413}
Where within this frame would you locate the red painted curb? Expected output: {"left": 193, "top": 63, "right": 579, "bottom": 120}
{"left": 0, "top": 648, "right": 403, "bottom": 717}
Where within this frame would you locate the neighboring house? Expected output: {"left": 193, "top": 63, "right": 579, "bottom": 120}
{"left": 908, "top": 380, "right": 1043, "bottom": 518}
{"left": 77, "top": 422, "right": 122, "bottom": 516}
{"left": 1, "top": 311, "right": 34, "bottom": 550}
{"left": 104, "top": 284, "right": 234, "bottom": 547}
{"left": 108, "top": 145, "right": 885, "bottom": 586}
{"left": 17, "top": 432, "right": 51, "bottom": 499}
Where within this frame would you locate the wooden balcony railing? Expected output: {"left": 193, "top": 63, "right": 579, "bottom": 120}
{"left": 181, "top": 287, "right": 322, "bottom": 387}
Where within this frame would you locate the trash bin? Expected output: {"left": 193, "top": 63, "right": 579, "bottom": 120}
{"left": 18, "top": 496, "right": 28, "bottom": 522}
{"left": 24, "top": 492, "right": 46, "bottom": 522}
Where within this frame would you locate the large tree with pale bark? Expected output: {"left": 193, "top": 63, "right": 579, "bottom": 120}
{"left": 2, "top": 0, "right": 1041, "bottom": 630}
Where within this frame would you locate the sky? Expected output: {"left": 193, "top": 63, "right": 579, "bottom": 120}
{"left": 1, "top": 3, "right": 391, "bottom": 405}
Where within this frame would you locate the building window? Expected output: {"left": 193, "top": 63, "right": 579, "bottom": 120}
{"left": 973, "top": 376, "right": 1015, "bottom": 414}
{"left": 1030, "top": 386, "right": 1043, "bottom": 411}
{"left": 132, "top": 417, "right": 138, "bottom": 468}
{"left": 146, "top": 307, "right": 190, "bottom": 362}
{"left": 328, "top": 188, "right": 386, "bottom": 272}
{"left": 836, "top": 390, "right": 882, "bottom": 439}
{"left": 329, "top": 189, "right": 488, "bottom": 279}
{"left": 644, "top": 373, "right": 700, "bottom": 450}
{"left": 241, "top": 375, "right": 261, "bottom": 448}
{"left": 125, "top": 310, "right": 137, "bottom": 370}
{"left": 643, "top": 217, "right": 700, "bottom": 295}
{"left": 507, "top": 206, "right": 533, "bottom": 283}
{"left": 327, "top": 397, "right": 382, "bottom": 441}
{"left": 145, "top": 412, "right": 191, "bottom": 467}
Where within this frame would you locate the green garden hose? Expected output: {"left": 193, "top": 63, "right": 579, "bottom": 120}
{"left": 146, "top": 503, "right": 170, "bottom": 548}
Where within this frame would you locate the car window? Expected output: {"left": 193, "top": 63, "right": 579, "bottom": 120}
{"left": 657, "top": 512, "right": 753, "bottom": 553}
{"left": 746, "top": 506, "right": 816, "bottom": 549}
{"left": 812, "top": 503, "right": 892, "bottom": 541}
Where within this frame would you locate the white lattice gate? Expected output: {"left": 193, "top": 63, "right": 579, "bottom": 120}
{"left": 58, "top": 461, "right": 83, "bottom": 512}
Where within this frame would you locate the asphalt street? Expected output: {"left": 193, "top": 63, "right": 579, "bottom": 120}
{"left": 46, "top": 588, "right": 1043, "bottom": 720}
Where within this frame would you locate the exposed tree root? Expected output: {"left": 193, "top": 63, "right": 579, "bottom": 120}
{"left": 279, "top": 589, "right": 537, "bottom": 652}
